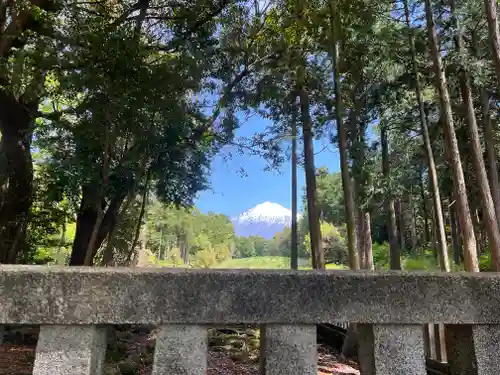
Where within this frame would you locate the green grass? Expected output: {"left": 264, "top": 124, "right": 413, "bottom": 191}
{"left": 213, "top": 256, "right": 347, "bottom": 270}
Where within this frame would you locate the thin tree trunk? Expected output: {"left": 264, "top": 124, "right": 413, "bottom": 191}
{"left": 424, "top": 0, "right": 479, "bottom": 272}
{"left": 483, "top": 0, "right": 500, "bottom": 84}
{"left": 449, "top": 201, "right": 461, "bottom": 266}
{"left": 101, "top": 228, "right": 116, "bottom": 266}
{"left": 397, "top": 198, "right": 406, "bottom": 252}
{"left": 409, "top": 192, "right": 418, "bottom": 250}
{"left": 329, "top": 0, "right": 358, "bottom": 270}
{"left": 356, "top": 207, "right": 366, "bottom": 269}
{"left": 381, "top": 125, "right": 401, "bottom": 270}
{"left": 128, "top": 173, "right": 150, "bottom": 264}
{"left": 452, "top": 3, "right": 500, "bottom": 270}
{"left": 351, "top": 91, "right": 367, "bottom": 269}
{"left": 159, "top": 226, "right": 164, "bottom": 260}
{"left": 55, "top": 220, "right": 66, "bottom": 265}
{"left": 363, "top": 212, "right": 373, "bottom": 270}
{"left": 404, "top": 0, "right": 449, "bottom": 269}
{"left": 101, "top": 193, "right": 134, "bottom": 266}
{"left": 431, "top": 204, "right": 438, "bottom": 261}
{"left": 481, "top": 90, "right": 500, "bottom": 225}
{"left": 83, "top": 207, "right": 105, "bottom": 266}
{"left": 420, "top": 169, "right": 431, "bottom": 244}
{"left": 181, "top": 235, "right": 189, "bottom": 265}
{"left": 404, "top": 188, "right": 417, "bottom": 251}
{"left": 328, "top": 0, "right": 359, "bottom": 359}
{"left": 70, "top": 189, "right": 105, "bottom": 266}
{"left": 291, "top": 106, "right": 298, "bottom": 270}
{"left": 298, "top": 89, "right": 324, "bottom": 269}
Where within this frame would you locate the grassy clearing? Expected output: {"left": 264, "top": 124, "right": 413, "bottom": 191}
{"left": 213, "top": 256, "right": 347, "bottom": 270}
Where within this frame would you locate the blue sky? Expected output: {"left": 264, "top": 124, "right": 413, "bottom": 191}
{"left": 195, "top": 114, "right": 341, "bottom": 218}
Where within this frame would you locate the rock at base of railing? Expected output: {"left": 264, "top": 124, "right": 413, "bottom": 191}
{"left": 32, "top": 325, "right": 107, "bottom": 375}
{"left": 152, "top": 324, "right": 207, "bottom": 375}
{"left": 260, "top": 324, "right": 316, "bottom": 375}
{"left": 357, "top": 324, "right": 426, "bottom": 375}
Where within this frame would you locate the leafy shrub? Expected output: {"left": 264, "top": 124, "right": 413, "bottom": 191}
{"left": 479, "top": 253, "right": 492, "bottom": 271}
{"left": 372, "top": 242, "right": 390, "bottom": 270}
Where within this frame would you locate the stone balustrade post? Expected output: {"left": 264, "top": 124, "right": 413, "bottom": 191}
{"left": 152, "top": 324, "right": 207, "bottom": 375}
{"left": 358, "top": 324, "right": 426, "bottom": 375}
{"left": 260, "top": 324, "right": 316, "bottom": 375}
{"left": 32, "top": 325, "right": 107, "bottom": 375}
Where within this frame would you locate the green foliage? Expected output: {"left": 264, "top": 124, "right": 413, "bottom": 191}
{"left": 304, "top": 221, "right": 347, "bottom": 264}
{"left": 2, "top": 0, "right": 497, "bottom": 274}
{"left": 402, "top": 250, "right": 441, "bottom": 271}
{"left": 479, "top": 253, "right": 493, "bottom": 272}
{"left": 234, "top": 237, "right": 257, "bottom": 258}
{"left": 372, "top": 242, "right": 390, "bottom": 270}
{"left": 145, "top": 201, "right": 235, "bottom": 268}
{"left": 214, "top": 256, "right": 346, "bottom": 270}
{"left": 314, "top": 168, "right": 345, "bottom": 226}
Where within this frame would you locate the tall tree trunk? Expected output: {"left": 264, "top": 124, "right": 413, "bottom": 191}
{"left": 101, "top": 192, "right": 134, "bottom": 266}
{"left": 449, "top": 201, "right": 461, "bottom": 266}
{"left": 159, "top": 226, "right": 164, "bottom": 260}
{"left": 0, "top": 92, "right": 35, "bottom": 264}
{"left": 420, "top": 168, "right": 431, "bottom": 244}
{"left": 101, "top": 229, "right": 116, "bottom": 266}
{"left": 350, "top": 87, "right": 368, "bottom": 269}
{"left": 55, "top": 220, "right": 67, "bottom": 265}
{"left": 452, "top": 3, "right": 500, "bottom": 270}
{"left": 298, "top": 89, "right": 324, "bottom": 269}
{"left": 481, "top": 90, "right": 500, "bottom": 225}
{"left": 328, "top": 1, "right": 359, "bottom": 359}
{"left": 483, "top": 0, "right": 500, "bottom": 84}
{"left": 408, "top": 190, "right": 418, "bottom": 250}
{"left": 381, "top": 125, "right": 401, "bottom": 270}
{"left": 70, "top": 188, "right": 106, "bottom": 266}
{"left": 128, "top": 174, "right": 150, "bottom": 265}
{"left": 91, "top": 193, "right": 129, "bottom": 254}
{"left": 356, "top": 207, "right": 366, "bottom": 269}
{"left": 291, "top": 107, "right": 298, "bottom": 270}
{"left": 83, "top": 206, "right": 105, "bottom": 266}
{"left": 329, "top": 0, "right": 358, "bottom": 270}
{"left": 424, "top": 0, "right": 479, "bottom": 272}
{"left": 363, "top": 212, "right": 373, "bottom": 270}
{"left": 430, "top": 204, "right": 439, "bottom": 261}
{"left": 404, "top": 0, "right": 449, "bottom": 270}
{"left": 70, "top": 184, "right": 131, "bottom": 266}
{"left": 397, "top": 198, "right": 406, "bottom": 252}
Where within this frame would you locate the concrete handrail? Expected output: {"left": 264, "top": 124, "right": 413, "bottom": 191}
{"left": 0, "top": 266, "right": 497, "bottom": 375}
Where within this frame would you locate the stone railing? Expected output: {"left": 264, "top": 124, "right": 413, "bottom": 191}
{"left": 1, "top": 266, "right": 499, "bottom": 375}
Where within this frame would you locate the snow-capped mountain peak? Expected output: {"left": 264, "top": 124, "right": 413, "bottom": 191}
{"left": 232, "top": 201, "right": 301, "bottom": 239}
{"left": 237, "top": 201, "right": 293, "bottom": 224}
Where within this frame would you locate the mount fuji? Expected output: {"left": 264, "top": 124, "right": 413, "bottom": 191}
{"left": 232, "top": 201, "right": 300, "bottom": 239}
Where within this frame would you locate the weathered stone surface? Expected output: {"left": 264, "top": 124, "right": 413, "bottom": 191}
{"left": 472, "top": 325, "right": 500, "bottom": 375}
{"left": 358, "top": 324, "right": 426, "bottom": 375}
{"left": 260, "top": 324, "right": 316, "bottom": 375}
{"left": 0, "top": 266, "right": 500, "bottom": 324}
{"left": 32, "top": 325, "right": 107, "bottom": 375}
{"left": 152, "top": 324, "right": 207, "bottom": 375}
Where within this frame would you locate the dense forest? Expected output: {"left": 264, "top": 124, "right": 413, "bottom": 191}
{"left": 1, "top": 0, "right": 500, "bottom": 276}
